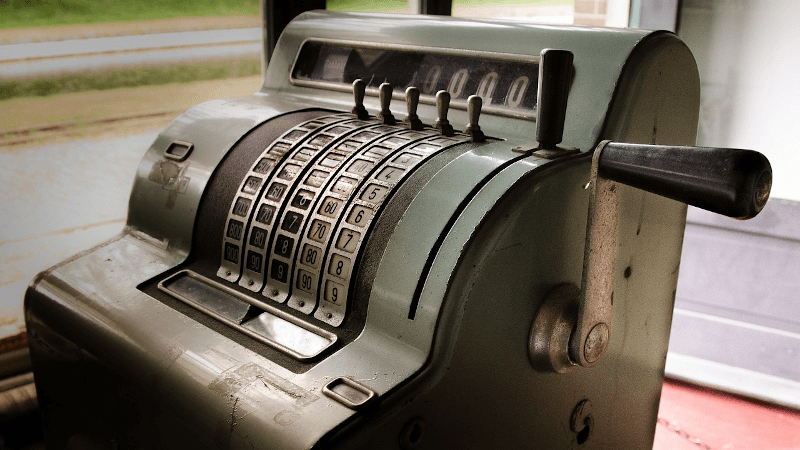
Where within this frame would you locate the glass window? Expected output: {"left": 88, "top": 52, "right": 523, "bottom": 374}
{"left": 451, "top": 0, "right": 630, "bottom": 27}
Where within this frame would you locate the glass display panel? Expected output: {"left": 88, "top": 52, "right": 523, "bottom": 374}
{"left": 292, "top": 41, "right": 539, "bottom": 116}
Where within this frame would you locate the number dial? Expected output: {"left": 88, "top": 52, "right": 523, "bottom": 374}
{"left": 237, "top": 115, "right": 354, "bottom": 293}
{"left": 252, "top": 119, "right": 370, "bottom": 302}
{"left": 289, "top": 128, "right": 419, "bottom": 317}
{"left": 314, "top": 135, "right": 464, "bottom": 326}
{"left": 216, "top": 121, "right": 311, "bottom": 283}
{"left": 217, "top": 112, "right": 469, "bottom": 328}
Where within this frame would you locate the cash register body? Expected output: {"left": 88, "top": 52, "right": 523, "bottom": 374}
{"left": 25, "top": 11, "right": 700, "bottom": 449}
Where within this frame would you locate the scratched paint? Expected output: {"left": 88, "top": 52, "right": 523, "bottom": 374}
{"left": 209, "top": 363, "right": 318, "bottom": 408}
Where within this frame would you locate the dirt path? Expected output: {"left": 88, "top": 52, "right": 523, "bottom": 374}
{"left": 1, "top": 75, "right": 262, "bottom": 148}
{"left": 0, "top": 15, "right": 260, "bottom": 45}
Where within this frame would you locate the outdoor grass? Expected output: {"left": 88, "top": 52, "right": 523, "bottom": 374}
{"left": 326, "top": 0, "right": 408, "bottom": 13}
{"left": 326, "top": 0, "right": 571, "bottom": 12}
{"left": 0, "top": 0, "right": 258, "bottom": 29}
{"left": 0, "top": 57, "right": 261, "bottom": 101}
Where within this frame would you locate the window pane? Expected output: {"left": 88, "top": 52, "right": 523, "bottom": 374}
{"left": 451, "top": 0, "right": 630, "bottom": 27}
{"left": 452, "top": 0, "right": 573, "bottom": 24}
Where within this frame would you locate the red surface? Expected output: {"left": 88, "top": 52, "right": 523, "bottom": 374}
{"left": 654, "top": 379, "right": 800, "bottom": 450}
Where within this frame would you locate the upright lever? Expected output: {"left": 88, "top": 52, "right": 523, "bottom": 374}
{"left": 465, "top": 95, "right": 485, "bottom": 142}
{"left": 530, "top": 141, "right": 772, "bottom": 373}
{"left": 433, "top": 90, "right": 454, "bottom": 137}
{"left": 351, "top": 79, "right": 369, "bottom": 120}
{"left": 404, "top": 87, "right": 424, "bottom": 130}
{"left": 377, "top": 82, "right": 396, "bottom": 125}
{"left": 536, "top": 49, "right": 573, "bottom": 150}
{"left": 513, "top": 48, "right": 577, "bottom": 157}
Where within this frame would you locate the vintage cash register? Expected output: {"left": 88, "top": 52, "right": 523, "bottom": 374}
{"left": 25, "top": 10, "right": 772, "bottom": 449}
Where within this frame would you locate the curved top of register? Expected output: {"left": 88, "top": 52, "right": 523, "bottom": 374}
{"left": 262, "top": 10, "right": 698, "bottom": 153}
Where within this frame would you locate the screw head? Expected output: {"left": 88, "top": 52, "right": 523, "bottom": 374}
{"left": 584, "top": 323, "right": 609, "bottom": 363}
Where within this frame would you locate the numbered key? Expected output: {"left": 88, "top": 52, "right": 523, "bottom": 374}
{"left": 324, "top": 280, "right": 346, "bottom": 305}
{"left": 319, "top": 196, "right": 343, "bottom": 218}
{"left": 328, "top": 254, "right": 351, "bottom": 279}
{"left": 274, "top": 234, "right": 294, "bottom": 258}
{"left": 346, "top": 205, "right": 373, "bottom": 227}
{"left": 296, "top": 269, "right": 317, "bottom": 294}
{"left": 308, "top": 219, "right": 332, "bottom": 243}
{"left": 300, "top": 244, "right": 323, "bottom": 269}
{"left": 249, "top": 227, "right": 268, "bottom": 249}
{"left": 359, "top": 184, "right": 389, "bottom": 203}
{"left": 335, "top": 229, "right": 361, "bottom": 253}
{"left": 255, "top": 204, "right": 275, "bottom": 225}
{"left": 226, "top": 219, "right": 244, "bottom": 240}
{"left": 376, "top": 167, "right": 404, "bottom": 183}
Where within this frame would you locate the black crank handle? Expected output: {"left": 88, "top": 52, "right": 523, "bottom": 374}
{"left": 596, "top": 141, "right": 772, "bottom": 219}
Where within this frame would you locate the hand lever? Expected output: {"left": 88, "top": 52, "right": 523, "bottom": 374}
{"left": 530, "top": 140, "right": 772, "bottom": 372}
{"left": 596, "top": 142, "right": 771, "bottom": 219}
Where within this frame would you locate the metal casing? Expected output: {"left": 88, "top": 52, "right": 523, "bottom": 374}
{"left": 25, "top": 12, "right": 699, "bottom": 449}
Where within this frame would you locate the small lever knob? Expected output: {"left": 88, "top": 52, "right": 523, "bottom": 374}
{"left": 351, "top": 79, "right": 368, "bottom": 120}
{"left": 377, "top": 82, "right": 396, "bottom": 125}
{"left": 433, "top": 90, "right": 454, "bottom": 137}
{"left": 536, "top": 49, "right": 574, "bottom": 149}
{"left": 465, "top": 95, "right": 485, "bottom": 142}
{"left": 404, "top": 86, "right": 424, "bottom": 130}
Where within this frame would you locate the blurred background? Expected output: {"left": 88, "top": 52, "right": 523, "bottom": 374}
{"left": 1, "top": 1, "right": 798, "bottom": 448}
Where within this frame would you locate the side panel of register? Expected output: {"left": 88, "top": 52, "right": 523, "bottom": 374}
{"left": 322, "top": 31, "right": 700, "bottom": 449}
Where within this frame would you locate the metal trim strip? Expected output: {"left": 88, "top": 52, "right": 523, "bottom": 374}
{"left": 158, "top": 270, "right": 337, "bottom": 361}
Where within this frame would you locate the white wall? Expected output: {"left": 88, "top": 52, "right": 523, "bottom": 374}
{"left": 679, "top": 0, "right": 800, "bottom": 201}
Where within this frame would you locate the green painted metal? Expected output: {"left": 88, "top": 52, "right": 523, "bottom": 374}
{"left": 25, "top": 11, "right": 700, "bottom": 449}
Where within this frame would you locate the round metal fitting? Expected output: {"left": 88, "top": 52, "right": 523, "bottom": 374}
{"left": 529, "top": 284, "right": 580, "bottom": 373}
{"left": 583, "top": 323, "right": 609, "bottom": 364}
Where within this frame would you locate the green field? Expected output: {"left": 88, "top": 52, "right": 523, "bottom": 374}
{"left": 326, "top": 0, "right": 408, "bottom": 13}
{"left": 327, "top": 0, "right": 570, "bottom": 12}
{"left": 0, "top": 0, "right": 258, "bottom": 29}
{"left": 328, "top": 0, "right": 575, "bottom": 12}
{"left": 0, "top": 58, "right": 261, "bottom": 101}
{"left": 1, "top": 0, "right": 573, "bottom": 28}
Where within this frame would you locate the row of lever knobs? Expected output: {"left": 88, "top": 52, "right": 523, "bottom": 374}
{"left": 350, "top": 79, "right": 486, "bottom": 143}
